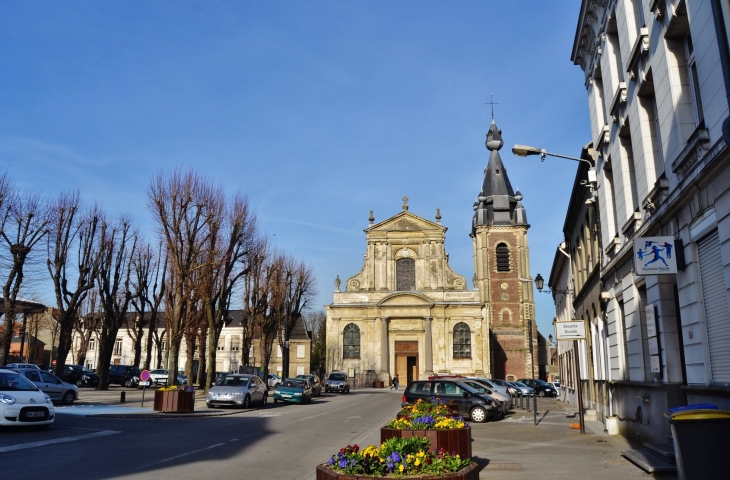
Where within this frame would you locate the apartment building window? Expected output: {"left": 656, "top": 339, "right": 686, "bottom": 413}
{"left": 161, "top": 340, "right": 167, "bottom": 351}
{"left": 685, "top": 31, "right": 704, "bottom": 126}
{"left": 231, "top": 336, "right": 240, "bottom": 352}
{"left": 619, "top": 126, "right": 639, "bottom": 218}
{"left": 296, "top": 344, "right": 305, "bottom": 359}
{"left": 604, "top": 161, "right": 620, "bottom": 238}
{"left": 638, "top": 75, "right": 665, "bottom": 177}
{"left": 113, "top": 338, "right": 123, "bottom": 356}
{"left": 217, "top": 337, "right": 225, "bottom": 351}
{"left": 628, "top": 0, "right": 645, "bottom": 34}
{"left": 607, "top": 17, "right": 624, "bottom": 84}
{"left": 88, "top": 338, "right": 95, "bottom": 351}
{"left": 277, "top": 345, "right": 283, "bottom": 358}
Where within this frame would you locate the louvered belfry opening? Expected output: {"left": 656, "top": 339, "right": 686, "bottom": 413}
{"left": 496, "top": 243, "right": 510, "bottom": 272}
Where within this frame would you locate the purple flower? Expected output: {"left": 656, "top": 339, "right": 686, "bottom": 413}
{"left": 339, "top": 459, "right": 348, "bottom": 468}
{"left": 328, "top": 457, "right": 335, "bottom": 466}
{"left": 391, "top": 452, "right": 401, "bottom": 463}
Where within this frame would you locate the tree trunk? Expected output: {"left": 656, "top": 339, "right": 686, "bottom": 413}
{"left": 167, "top": 338, "right": 179, "bottom": 384}
{"left": 145, "top": 313, "right": 156, "bottom": 370}
{"left": 96, "top": 329, "right": 116, "bottom": 390}
{"left": 184, "top": 332, "right": 195, "bottom": 386}
{"left": 197, "top": 327, "right": 207, "bottom": 387}
{"left": 55, "top": 313, "right": 75, "bottom": 377}
{"left": 133, "top": 311, "right": 145, "bottom": 368}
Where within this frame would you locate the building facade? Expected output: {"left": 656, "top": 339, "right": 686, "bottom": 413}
{"left": 568, "top": 0, "right": 730, "bottom": 443}
{"left": 325, "top": 120, "right": 537, "bottom": 385}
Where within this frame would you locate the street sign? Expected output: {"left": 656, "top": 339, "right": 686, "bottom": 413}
{"left": 646, "top": 304, "right": 657, "bottom": 337}
{"left": 650, "top": 355, "right": 661, "bottom": 373}
{"left": 634, "top": 236, "right": 678, "bottom": 275}
{"left": 139, "top": 381, "right": 150, "bottom": 386}
{"left": 139, "top": 370, "right": 151, "bottom": 382}
{"left": 555, "top": 321, "right": 586, "bottom": 340}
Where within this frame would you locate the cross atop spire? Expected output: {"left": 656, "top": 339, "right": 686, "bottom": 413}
{"left": 485, "top": 92, "right": 499, "bottom": 120}
{"left": 402, "top": 196, "right": 409, "bottom": 211}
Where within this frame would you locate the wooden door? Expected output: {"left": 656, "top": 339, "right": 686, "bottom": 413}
{"left": 396, "top": 355, "right": 408, "bottom": 383}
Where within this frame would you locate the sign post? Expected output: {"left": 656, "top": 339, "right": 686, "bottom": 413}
{"left": 139, "top": 370, "right": 151, "bottom": 407}
{"left": 555, "top": 321, "right": 586, "bottom": 434}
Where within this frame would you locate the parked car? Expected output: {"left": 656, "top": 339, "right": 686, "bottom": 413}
{"left": 466, "top": 378, "right": 512, "bottom": 409}
{"left": 508, "top": 381, "right": 535, "bottom": 397}
{"left": 324, "top": 371, "right": 350, "bottom": 393}
{"left": 461, "top": 379, "right": 511, "bottom": 417}
{"left": 296, "top": 374, "right": 322, "bottom": 397}
{"left": 149, "top": 369, "right": 186, "bottom": 386}
{"left": 267, "top": 374, "right": 282, "bottom": 388}
{"left": 273, "top": 378, "right": 313, "bottom": 404}
{"left": 60, "top": 365, "right": 99, "bottom": 387}
{"left": 15, "top": 368, "right": 77, "bottom": 405}
{"left": 0, "top": 369, "right": 55, "bottom": 428}
{"left": 402, "top": 379, "right": 500, "bottom": 423}
{"left": 108, "top": 365, "right": 141, "bottom": 388}
{"left": 5, "top": 363, "right": 41, "bottom": 370}
{"left": 517, "top": 379, "right": 557, "bottom": 397}
{"left": 549, "top": 381, "right": 561, "bottom": 390}
{"left": 205, "top": 374, "right": 267, "bottom": 408}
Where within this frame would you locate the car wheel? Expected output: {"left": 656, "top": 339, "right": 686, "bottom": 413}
{"left": 75, "top": 379, "right": 83, "bottom": 387}
{"left": 243, "top": 395, "right": 251, "bottom": 409}
{"left": 273, "top": 398, "right": 278, "bottom": 403}
{"left": 539, "top": 391, "right": 546, "bottom": 398}
{"left": 261, "top": 393, "right": 268, "bottom": 406}
{"left": 62, "top": 391, "right": 75, "bottom": 405}
{"left": 470, "top": 406, "right": 488, "bottom": 423}
{"left": 124, "top": 379, "right": 134, "bottom": 388}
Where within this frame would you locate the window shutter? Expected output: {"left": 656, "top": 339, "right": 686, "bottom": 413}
{"left": 698, "top": 231, "right": 730, "bottom": 385}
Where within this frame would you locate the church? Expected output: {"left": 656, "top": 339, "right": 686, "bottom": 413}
{"left": 325, "top": 120, "right": 537, "bottom": 385}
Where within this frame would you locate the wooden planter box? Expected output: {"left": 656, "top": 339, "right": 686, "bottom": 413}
{"left": 380, "top": 427, "right": 471, "bottom": 459}
{"left": 153, "top": 390, "right": 195, "bottom": 413}
{"left": 372, "top": 381, "right": 385, "bottom": 388}
{"left": 315, "top": 461, "right": 478, "bottom": 480}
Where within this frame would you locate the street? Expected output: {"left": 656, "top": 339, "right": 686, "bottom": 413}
{"left": 0, "top": 387, "right": 655, "bottom": 480}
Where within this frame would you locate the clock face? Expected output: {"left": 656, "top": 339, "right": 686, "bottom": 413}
{"left": 500, "top": 282, "right": 509, "bottom": 291}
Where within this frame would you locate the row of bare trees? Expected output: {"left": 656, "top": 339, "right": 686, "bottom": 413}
{"left": 0, "top": 168, "right": 316, "bottom": 392}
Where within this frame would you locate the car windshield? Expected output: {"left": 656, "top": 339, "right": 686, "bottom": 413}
{"left": 283, "top": 379, "right": 305, "bottom": 388}
{"left": 220, "top": 376, "right": 249, "bottom": 386}
{"left": 328, "top": 373, "right": 346, "bottom": 381}
{"left": 82, "top": 367, "right": 95, "bottom": 374}
{"left": 515, "top": 382, "right": 528, "bottom": 387}
{"left": 535, "top": 380, "right": 549, "bottom": 386}
{"left": 0, "top": 372, "right": 38, "bottom": 391}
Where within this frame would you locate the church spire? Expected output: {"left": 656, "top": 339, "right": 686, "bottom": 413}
{"left": 472, "top": 119, "right": 528, "bottom": 229}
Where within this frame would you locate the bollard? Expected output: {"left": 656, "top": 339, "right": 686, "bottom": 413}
{"left": 520, "top": 393, "right": 524, "bottom": 409}
{"left": 120, "top": 391, "right": 126, "bottom": 403}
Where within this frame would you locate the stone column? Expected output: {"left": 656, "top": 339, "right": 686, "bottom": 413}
{"left": 380, "top": 317, "right": 390, "bottom": 377}
{"left": 424, "top": 316, "right": 434, "bottom": 376}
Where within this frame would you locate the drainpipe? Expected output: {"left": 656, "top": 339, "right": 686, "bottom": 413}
{"left": 710, "top": 0, "right": 730, "bottom": 144}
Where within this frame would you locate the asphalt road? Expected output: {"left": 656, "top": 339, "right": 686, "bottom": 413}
{"left": 0, "top": 388, "right": 403, "bottom": 480}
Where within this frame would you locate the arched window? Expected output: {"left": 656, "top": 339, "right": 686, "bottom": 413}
{"left": 343, "top": 323, "right": 360, "bottom": 359}
{"left": 396, "top": 258, "right": 416, "bottom": 291}
{"left": 453, "top": 322, "right": 471, "bottom": 359}
{"left": 496, "top": 243, "right": 510, "bottom": 272}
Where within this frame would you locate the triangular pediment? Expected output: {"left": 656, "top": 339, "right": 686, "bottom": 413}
{"left": 367, "top": 211, "right": 445, "bottom": 233}
{"left": 377, "top": 292, "right": 435, "bottom": 307}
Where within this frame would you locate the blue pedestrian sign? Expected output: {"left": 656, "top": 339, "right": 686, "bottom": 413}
{"left": 634, "top": 236, "right": 678, "bottom": 275}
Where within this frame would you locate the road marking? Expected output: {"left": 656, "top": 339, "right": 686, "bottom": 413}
{"left": 137, "top": 443, "right": 226, "bottom": 469}
{"left": 0, "top": 430, "right": 120, "bottom": 454}
{"left": 229, "top": 438, "right": 239, "bottom": 442}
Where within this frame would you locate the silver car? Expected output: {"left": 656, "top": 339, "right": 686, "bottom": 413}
{"left": 205, "top": 374, "right": 268, "bottom": 409}
{"left": 16, "top": 368, "right": 78, "bottom": 405}
{"left": 324, "top": 371, "right": 350, "bottom": 393}
{"left": 463, "top": 379, "right": 512, "bottom": 415}
{"left": 509, "top": 381, "right": 535, "bottom": 397}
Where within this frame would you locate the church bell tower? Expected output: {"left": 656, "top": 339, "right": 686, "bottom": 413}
{"left": 471, "top": 119, "right": 536, "bottom": 380}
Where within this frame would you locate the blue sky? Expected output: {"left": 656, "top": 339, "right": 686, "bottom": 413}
{"left": 1, "top": 1, "right": 589, "bottom": 337}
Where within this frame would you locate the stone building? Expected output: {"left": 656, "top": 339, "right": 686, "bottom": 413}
{"left": 568, "top": 0, "right": 730, "bottom": 445}
{"left": 325, "top": 120, "right": 537, "bottom": 385}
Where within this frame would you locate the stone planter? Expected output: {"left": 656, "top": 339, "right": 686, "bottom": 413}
{"left": 315, "top": 462, "right": 479, "bottom": 480}
{"left": 380, "top": 427, "right": 471, "bottom": 458}
{"left": 153, "top": 390, "right": 195, "bottom": 413}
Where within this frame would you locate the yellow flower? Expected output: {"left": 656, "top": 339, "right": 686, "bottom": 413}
{"left": 399, "top": 464, "right": 404, "bottom": 472}
{"left": 415, "top": 458, "right": 421, "bottom": 466}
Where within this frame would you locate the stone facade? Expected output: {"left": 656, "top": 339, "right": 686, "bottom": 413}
{"left": 326, "top": 120, "right": 536, "bottom": 384}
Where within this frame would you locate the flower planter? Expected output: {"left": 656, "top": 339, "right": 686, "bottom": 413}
{"left": 380, "top": 427, "right": 471, "bottom": 459}
{"left": 372, "top": 381, "right": 385, "bottom": 388}
{"left": 153, "top": 390, "right": 195, "bottom": 413}
{"left": 315, "top": 461, "right": 479, "bottom": 480}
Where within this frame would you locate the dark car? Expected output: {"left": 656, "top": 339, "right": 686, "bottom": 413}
{"left": 108, "top": 365, "right": 141, "bottom": 388}
{"left": 402, "top": 379, "right": 501, "bottom": 423}
{"left": 517, "top": 379, "right": 557, "bottom": 397}
{"left": 61, "top": 365, "right": 100, "bottom": 387}
{"left": 296, "top": 374, "right": 322, "bottom": 397}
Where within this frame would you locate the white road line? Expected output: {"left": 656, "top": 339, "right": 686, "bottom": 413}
{"left": 0, "top": 430, "right": 120, "bottom": 454}
{"left": 137, "top": 443, "right": 226, "bottom": 469}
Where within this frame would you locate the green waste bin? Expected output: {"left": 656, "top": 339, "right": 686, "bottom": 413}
{"left": 665, "top": 408, "right": 730, "bottom": 480}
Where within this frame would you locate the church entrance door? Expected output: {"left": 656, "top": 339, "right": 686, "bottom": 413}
{"left": 395, "top": 341, "right": 418, "bottom": 384}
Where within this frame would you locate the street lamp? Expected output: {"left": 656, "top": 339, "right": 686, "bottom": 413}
{"left": 534, "top": 273, "right": 572, "bottom": 296}
{"left": 512, "top": 144, "right": 596, "bottom": 184}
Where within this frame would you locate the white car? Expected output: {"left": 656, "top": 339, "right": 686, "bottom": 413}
{"left": 0, "top": 369, "right": 55, "bottom": 428}
{"left": 463, "top": 379, "right": 513, "bottom": 414}
{"left": 267, "top": 374, "right": 282, "bottom": 388}
{"left": 149, "top": 369, "right": 186, "bottom": 385}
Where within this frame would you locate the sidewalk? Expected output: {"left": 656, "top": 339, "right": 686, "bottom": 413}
{"left": 472, "top": 397, "right": 673, "bottom": 479}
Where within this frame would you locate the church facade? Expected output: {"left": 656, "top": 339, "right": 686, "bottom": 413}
{"left": 325, "top": 120, "right": 537, "bottom": 384}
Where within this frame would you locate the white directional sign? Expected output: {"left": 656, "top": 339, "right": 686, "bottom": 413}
{"left": 555, "top": 321, "right": 587, "bottom": 340}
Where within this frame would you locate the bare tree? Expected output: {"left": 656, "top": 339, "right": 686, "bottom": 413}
{"left": 130, "top": 241, "right": 167, "bottom": 370}
{"left": 240, "top": 238, "right": 269, "bottom": 367}
{"left": 258, "top": 254, "right": 288, "bottom": 385}
{"left": 0, "top": 173, "right": 53, "bottom": 365}
{"left": 278, "top": 255, "right": 317, "bottom": 378}
{"left": 47, "top": 192, "right": 103, "bottom": 378}
{"left": 148, "top": 168, "right": 214, "bottom": 385}
{"left": 95, "top": 217, "right": 137, "bottom": 389}
{"left": 305, "top": 310, "right": 327, "bottom": 374}
{"left": 74, "top": 290, "right": 100, "bottom": 368}
{"left": 201, "top": 193, "right": 257, "bottom": 391}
